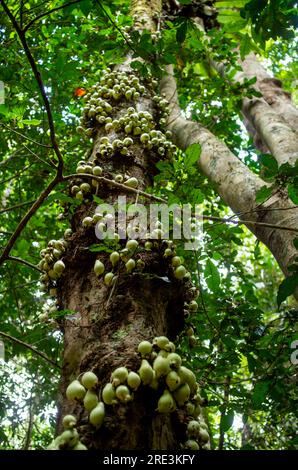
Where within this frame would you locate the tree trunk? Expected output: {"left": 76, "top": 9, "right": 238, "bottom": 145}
{"left": 160, "top": 66, "right": 298, "bottom": 288}
{"left": 52, "top": 0, "right": 207, "bottom": 451}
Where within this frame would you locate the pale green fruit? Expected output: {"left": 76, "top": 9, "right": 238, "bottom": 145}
{"left": 149, "top": 373, "right": 159, "bottom": 390}
{"left": 167, "top": 353, "right": 182, "bottom": 369}
{"left": 178, "top": 366, "right": 197, "bottom": 394}
{"left": 157, "top": 389, "right": 176, "bottom": 413}
{"left": 165, "top": 341, "right": 176, "bottom": 352}
{"left": 80, "top": 182, "right": 91, "bottom": 193}
{"left": 185, "top": 402, "right": 195, "bottom": 416}
{"left": 127, "top": 371, "right": 141, "bottom": 390}
{"left": 73, "top": 442, "right": 88, "bottom": 450}
{"left": 110, "top": 251, "right": 120, "bottom": 266}
{"left": 126, "top": 239, "right": 138, "bottom": 251}
{"left": 66, "top": 380, "right": 86, "bottom": 401}
{"left": 187, "top": 420, "right": 201, "bottom": 437}
{"left": 166, "top": 370, "right": 181, "bottom": 391}
{"left": 193, "top": 404, "right": 202, "bottom": 417}
{"left": 53, "top": 260, "right": 65, "bottom": 274}
{"left": 193, "top": 392, "right": 204, "bottom": 405}
{"left": 173, "top": 383, "right": 190, "bottom": 407}
{"left": 89, "top": 402, "right": 105, "bottom": 428}
{"left": 115, "top": 385, "right": 131, "bottom": 403}
{"left": 174, "top": 265, "right": 186, "bottom": 280}
{"left": 75, "top": 190, "right": 84, "bottom": 200}
{"left": 60, "top": 429, "right": 79, "bottom": 448}
{"left": 153, "top": 356, "right": 170, "bottom": 378}
{"left": 171, "top": 256, "right": 181, "bottom": 267}
{"left": 124, "top": 177, "right": 138, "bottom": 189}
{"left": 104, "top": 272, "right": 114, "bottom": 286}
{"left": 82, "top": 216, "right": 93, "bottom": 227}
{"left": 111, "top": 367, "right": 128, "bottom": 386}
{"left": 94, "top": 260, "right": 105, "bottom": 276}
{"left": 137, "top": 340, "right": 152, "bottom": 358}
{"left": 189, "top": 300, "right": 198, "bottom": 312}
{"left": 184, "top": 439, "right": 200, "bottom": 450}
{"left": 153, "top": 336, "right": 170, "bottom": 350}
{"left": 93, "top": 166, "right": 103, "bottom": 176}
{"left": 139, "top": 359, "right": 154, "bottom": 385}
{"left": 198, "top": 428, "right": 209, "bottom": 443}
{"left": 158, "top": 350, "right": 168, "bottom": 358}
{"left": 62, "top": 414, "right": 77, "bottom": 429}
{"left": 164, "top": 248, "right": 172, "bottom": 258}
{"left": 83, "top": 390, "right": 98, "bottom": 411}
{"left": 125, "top": 259, "right": 135, "bottom": 273}
{"left": 144, "top": 241, "right": 152, "bottom": 250}
{"left": 102, "top": 383, "right": 117, "bottom": 405}
{"left": 64, "top": 228, "right": 72, "bottom": 239}
{"left": 81, "top": 371, "right": 98, "bottom": 389}
{"left": 115, "top": 174, "right": 123, "bottom": 183}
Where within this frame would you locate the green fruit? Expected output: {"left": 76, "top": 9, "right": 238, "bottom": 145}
{"left": 185, "top": 402, "right": 195, "bottom": 415}
{"left": 144, "top": 241, "right": 152, "bottom": 250}
{"left": 184, "top": 439, "right": 199, "bottom": 450}
{"left": 83, "top": 390, "right": 98, "bottom": 411}
{"left": 173, "top": 383, "right": 190, "bottom": 407}
{"left": 187, "top": 420, "right": 201, "bottom": 437}
{"left": 73, "top": 442, "right": 88, "bottom": 450}
{"left": 66, "top": 380, "right": 86, "bottom": 401}
{"left": 115, "top": 174, "right": 123, "bottom": 183}
{"left": 153, "top": 356, "right": 170, "bottom": 378}
{"left": 137, "top": 340, "right": 152, "bottom": 358}
{"left": 174, "top": 265, "right": 186, "bottom": 280}
{"left": 165, "top": 341, "right": 175, "bottom": 352}
{"left": 102, "top": 383, "right": 117, "bottom": 405}
{"left": 189, "top": 300, "right": 198, "bottom": 312}
{"left": 167, "top": 353, "right": 182, "bottom": 369}
{"left": 110, "top": 251, "right": 120, "bottom": 266}
{"left": 171, "top": 256, "right": 181, "bottom": 267}
{"left": 125, "top": 259, "right": 135, "bottom": 273}
{"left": 80, "top": 182, "right": 91, "bottom": 192}
{"left": 64, "top": 228, "right": 72, "bottom": 239}
{"left": 115, "top": 385, "right": 131, "bottom": 403}
{"left": 81, "top": 371, "right": 98, "bottom": 389}
{"left": 164, "top": 248, "right": 172, "bottom": 258}
{"left": 76, "top": 191, "right": 84, "bottom": 200}
{"left": 193, "top": 404, "right": 202, "bottom": 417}
{"left": 104, "top": 272, "right": 114, "bottom": 285}
{"left": 166, "top": 371, "right": 181, "bottom": 391}
{"left": 93, "top": 166, "right": 103, "bottom": 176}
{"left": 198, "top": 428, "right": 209, "bottom": 443}
{"left": 126, "top": 239, "right": 138, "bottom": 251}
{"left": 127, "top": 371, "right": 141, "bottom": 390}
{"left": 53, "top": 260, "right": 65, "bottom": 274}
{"left": 62, "top": 415, "right": 77, "bottom": 429}
{"left": 82, "top": 216, "right": 93, "bottom": 227}
{"left": 178, "top": 366, "right": 197, "bottom": 394}
{"left": 94, "top": 260, "right": 105, "bottom": 276}
{"left": 153, "top": 336, "right": 170, "bottom": 350}
{"left": 111, "top": 367, "right": 128, "bottom": 386}
{"left": 124, "top": 177, "right": 138, "bottom": 189}
{"left": 59, "top": 429, "right": 79, "bottom": 448}
{"left": 89, "top": 402, "right": 105, "bottom": 428}
{"left": 139, "top": 359, "right": 154, "bottom": 385}
{"left": 157, "top": 389, "right": 176, "bottom": 413}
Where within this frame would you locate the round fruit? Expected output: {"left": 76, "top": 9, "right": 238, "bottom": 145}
{"left": 173, "top": 383, "right": 190, "bottom": 407}
{"left": 94, "top": 260, "right": 105, "bottom": 276}
{"left": 126, "top": 239, "right": 138, "bottom": 251}
{"left": 104, "top": 272, "right": 114, "bottom": 285}
{"left": 127, "top": 371, "right": 141, "bottom": 390}
{"left": 166, "top": 371, "right": 181, "bottom": 391}
{"left": 89, "top": 402, "right": 105, "bottom": 428}
{"left": 124, "top": 177, "right": 138, "bottom": 189}
{"left": 83, "top": 390, "right": 98, "bottom": 411}
{"left": 153, "top": 336, "right": 170, "bottom": 350}
{"left": 115, "top": 385, "right": 131, "bottom": 403}
{"left": 174, "top": 265, "right": 186, "bottom": 280}
{"left": 102, "top": 383, "right": 117, "bottom": 405}
{"left": 138, "top": 340, "right": 152, "bottom": 358}
{"left": 66, "top": 380, "right": 86, "bottom": 401}
{"left": 110, "top": 251, "right": 120, "bottom": 266}
{"left": 111, "top": 367, "right": 128, "bottom": 386}
{"left": 167, "top": 353, "right": 182, "bottom": 369}
{"left": 53, "top": 260, "right": 65, "bottom": 274}
{"left": 157, "top": 389, "right": 176, "bottom": 413}
{"left": 139, "top": 359, "right": 154, "bottom": 385}
{"left": 125, "top": 259, "right": 135, "bottom": 273}
{"left": 81, "top": 371, "right": 98, "bottom": 389}
{"left": 171, "top": 256, "right": 181, "bottom": 267}
{"left": 62, "top": 415, "right": 77, "bottom": 429}
{"left": 153, "top": 356, "right": 170, "bottom": 378}
{"left": 184, "top": 439, "right": 199, "bottom": 450}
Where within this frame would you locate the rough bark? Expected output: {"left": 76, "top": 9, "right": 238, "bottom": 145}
{"left": 234, "top": 53, "right": 298, "bottom": 167}
{"left": 54, "top": 0, "right": 205, "bottom": 451}
{"left": 160, "top": 66, "right": 298, "bottom": 287}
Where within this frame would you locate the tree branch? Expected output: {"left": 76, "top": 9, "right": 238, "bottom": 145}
{"left": 7, "top": 255, "right": 42, "bottom": 273}
{"left": 0, "top": 123, "right": 52, "bottom": 148}
{"left": 0, "top": 200, "right": 35, "bottom": 215}
{"left": 23, "top": 0, "right": 83, "bottom": 32}
{"left": 1, "top": 0, "right": 64, "bottom": 172}
{"left": 0, "top": 330, "right": 61, "bottom": 368}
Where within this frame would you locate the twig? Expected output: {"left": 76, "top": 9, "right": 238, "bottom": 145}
{"left": 22, "top": 143, "right": 56, "bottom": 169}
{"left": 23, "top": 0, "right": 83, "bottom": 32}
{"left": 0, "top": 175, "right": 63, "bottom": 266}
{"left": 0, "top": 330, "right": 61, "bottom": 368}
{"left": 63, "top": 173, "right": 167, "bottom": 203}
{"left": 1, "top": 0, "right": 64, "bottom": 172}
{"left": 7, "top": 255, "right": 42, "bottom": 273}
{"left": 203, "top": 215, "right": 298, "bottom": 233}
{"left": 0, "top": 123, "right": 52, "bottom": 148}
{"left": 0, "top": 200, "right": 35, "bottom": 215}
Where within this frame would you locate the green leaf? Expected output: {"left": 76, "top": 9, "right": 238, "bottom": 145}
{"left": 21, "top": 119, "right": 41, "bottom": 126}
{"left": 240, "top": 33, "right": 252, "bottom": 59}
{"left": 277, "top": 273, "right": 298, "bottom": 308}
{"left": 204, "top": 259, "right": 220, "bottom": 292}
{"left": 288, "top": 183, "right": 298, "bottom": 205}
{"left": 259, "top": 153, "right": 279, "bottom": 179}
{"left": 255, "top": 185, "right": 273, "bottom": 203}
{"left": 184, "top": 143, "right": 201, "bottom": 169}
{"left": 220, "top": 409, "right": 234, "bottom": 432}
{"left": 251, "top": 381, "right": 269, "bottom": 408}
{"left": 176, "top": 20, "right": 188, "bottom": 44}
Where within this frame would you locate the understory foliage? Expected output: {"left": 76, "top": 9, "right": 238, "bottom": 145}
{"left": 0, "top": 0, "right": 297, "bottom": 450}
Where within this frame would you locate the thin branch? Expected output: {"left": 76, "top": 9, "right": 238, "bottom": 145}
{"left": 0, "top": 330, "right": 61, "bottom": 368}
{"left": 0, "top": 123, "right": 52, "bottom": 148}
{"left": 7, "top": 255, "right": 42, "bottom": 273}
{"left": 63, "top": 173, "right": 167, "bottom": 203}
{"left": 22, "top": 143, "right": 56, "bottom": 169}
{"left": 0, "top": 174, "right": 62, "bottom": 266}
{"left": 1, "top": 0, "right": 64, "bottom": 172}
{"left": 0, "top": 200, "right": 35, "bottom": 215}
{"left": 203, "top": 215, "right": 298, "bottom": 233}
{"left": 23, "top": 0, "right": 83, "bottom": 32}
